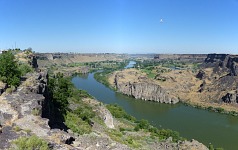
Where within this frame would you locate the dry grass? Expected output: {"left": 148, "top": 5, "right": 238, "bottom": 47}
{"left": 109, "top": 68, "right": 238, "bottom": 113}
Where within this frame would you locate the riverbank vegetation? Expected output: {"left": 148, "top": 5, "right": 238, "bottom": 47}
{"left": 106, "top": 103, "right": 223, "bottom": 149}
{"left": 183, "top": 101, "right": 238, "bottom": 116}
{"left": 49, "top": 72, "right": 204, "bottom": 149}
{"left": 48, "top": 73, "right": 98, "bottom": 135}
{"left": 66, "top": 60, "right": 129, "bottom": 72}
{"left": 106, "top": 104, "right": 185, "bottom": 143}
{"left": 94, "top": 70, "right": 112, "bottom": 87}
{"left": 92, "top": 60, "right": 226, "bottom": 149}
{"left": 94, "top": 60, "right": 129, "bottom": 87}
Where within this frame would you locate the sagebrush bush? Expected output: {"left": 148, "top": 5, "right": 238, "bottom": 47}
{"left": 12, "top": 135, "right": 49, "bottom": 150}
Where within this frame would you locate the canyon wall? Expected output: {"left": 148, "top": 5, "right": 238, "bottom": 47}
{"left": 154, "top": 54, "right": 207, "bottom": 62}
{"left": 198, "top": 54, "right": 238, "bottom": 104}
{"left": 203, "top": 54, "right": 238, "bottom": 76}
{"left": 113, "top": 71, "right": 179, "bottom": 104}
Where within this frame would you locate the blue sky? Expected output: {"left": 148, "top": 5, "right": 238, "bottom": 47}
{"left": 0, "top": 0, "right": 238, "bottom": 54}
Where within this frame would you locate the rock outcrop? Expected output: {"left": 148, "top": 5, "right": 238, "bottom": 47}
{"left": 0, "top": 82, "right": 7, "bottom": 95}
{"left": 117, "top": 81, "right": 178, "bottom": 104}
{"left": 30, "top": 55, "right": 39, "bottom": 69}
{"left": 113, "top": 70, "right": 179, "bottom": 104}
{"left": 196, "top": 70, "right": 206, "bottom": 80}
{"left": 0, "top": 71, "right": 121, "bottom": 150}
{"left": 0, "top": 71, "right": 84, "bottom": 150}
{"left": 222, "top": 92, "right": 238, "bottom": 103}
{"left": 199, "top": 54, "right": 238, "bottom": 104}
{"left": 203, "top": 54, "right": 238, "bottom": 76}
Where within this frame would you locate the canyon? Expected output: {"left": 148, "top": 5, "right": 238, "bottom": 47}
{"left": 0, "top": 51, "right": 209, "bottom": 150}
{"left": 109, "top": 54, "right": 238, "bottom": 114}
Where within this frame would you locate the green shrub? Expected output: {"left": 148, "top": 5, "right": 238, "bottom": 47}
{"left": 207, "top": 106, "right": 213, "bottom": 111}
{"left": 13, "top": 126, "right": 22, "bottom": 132}
{"left": 0, "top": 76, "right": 7, "bottom": 83}
{"left": 135, "top": 119, "right": 150, "bottom": 130}
{"left": 125, "top": 137, "right": 141, "bottom": 148}
{"left": 6, "top": 86, "right": 16, "bottom": 93}
{"left": 71, "top": 88, "right": 93, "bottom": 100}
{"left": 156, "top": 129, "right": 183, "bottom": 142}
{"left": 215, "top": 148, "right": 224, "bottom": 150}
{"left": 119, "top": 127, "right": 126, "bottom": 132}
{"left": 106, "top": 104, "right": 136, "bottom": 121}
{"left": 32, "top": 108, "right": 41, "bottom": 116}
{"left": 216, "top": 107, "right": 225, "bottom": 113}
{"left": 64, "top": 101, "right": 95, "bottom": 135}
{"left": 107, "top": 129, "right": 123, "bottom": 143}
{"left": 19, "top": 63, "right": 33, "bottom": 76}
{"left": 134, "top": 126, "right": 140, "bottom": 131}
{"left": 0, "top": 51, "right": 21, "bottom": 86}
{"left": 12, "top": 135, "right": 49, "bottom": 150}
{"left": 148, "top": 127, "right": 158, "bottom": 133}
{"left": 64, "top": 112, "right": 92, "bottom": 135}
{"left": 208, "top": 143, "right": 224, "bottom": 150}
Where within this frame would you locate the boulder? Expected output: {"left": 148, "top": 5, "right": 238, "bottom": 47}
{"left": 196, "top": 70, "right": 205, "bottom": 80}
{"left": 0, "top": 82, "right": 7, "bottom": 95}
{"left": 222, "top": 92, "right": 237, "bottom": 103}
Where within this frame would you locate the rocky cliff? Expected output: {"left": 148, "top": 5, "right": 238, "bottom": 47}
{"left": 109, "top": 54, "right": 238, "bottom": 114}
{"left": 0, "top": 53, "right": 126, "bottom": 149}
{"left": 0, "top": 71, "right": 72, "bottom": 149}
{"left": 199, "top": 54, "right": 238, "bottom": 104}
{"left": 154, "top": 54, "right": 207, "bottom": 62}
{"left": 0, "top": 71, "right": 131, "bottom": 150}
{"left": 203, "top": 53, "right": 238, "bottom": 76}
{"left": 36, "top": 53, "right": 129, "bottom": 68}
{"left": 112, "top": 69, "right": 179, "bottom": 104}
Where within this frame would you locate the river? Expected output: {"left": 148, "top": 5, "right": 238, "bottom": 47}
{"left": 72, "top": 63, "right": 238, "bottom": 150}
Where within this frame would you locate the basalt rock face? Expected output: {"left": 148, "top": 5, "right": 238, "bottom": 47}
{"left": 0, "top": 71, "right": 132, "bottom": 150}
{"left": 196, "top": 70, "right": 206, "bottom": 80}
{"left": 0, "top": 72, "right": 47, "bottom": 149}
{"left": 198, "top": 54, "right": 238, "bottom": 104}
{"left": 26, "top": 54, "right": 39, "bottom": 69}
{"left": 222, "top": 92, "right": 238, "bottom": 103}
{"left": 0, "top": 72, "right": 75, "bottom": 150}
{"left": 31, "top": 55, "right": 39, "bottom": 69}
{"left": 203, "top": 54, "right": 238, "bottom": 76}
{"left": 114, "top": 72, "right": 179, "bottom": 104}
{"left": 228, "top": 56, "right": 238, "bottom": 76}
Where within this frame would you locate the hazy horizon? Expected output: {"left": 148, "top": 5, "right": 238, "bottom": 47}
{"left": 1, "top": 0, "right": 238, "bottom": 54}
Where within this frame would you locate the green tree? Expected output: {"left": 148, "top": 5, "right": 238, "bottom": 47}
{"left": 0, "top": 51, "right": 21, "bottom": 86}
{"left": 48, "top": 73, "right": 72, "bottom": 114}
